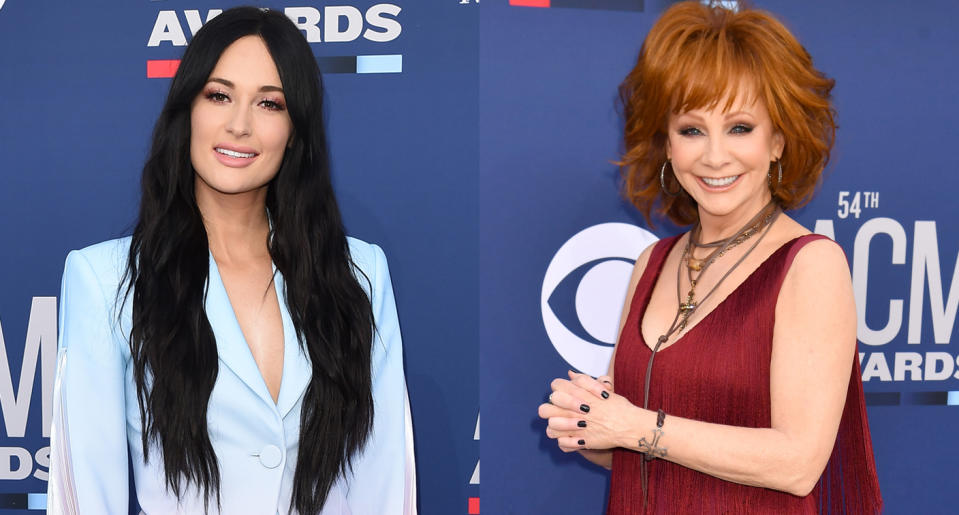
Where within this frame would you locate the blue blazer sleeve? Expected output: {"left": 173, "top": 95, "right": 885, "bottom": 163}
{"left": 344, "top": 242, "right": 417, "bottom": 514}
{"left": 48, "top": 249, "right": 130, "bottom": 514}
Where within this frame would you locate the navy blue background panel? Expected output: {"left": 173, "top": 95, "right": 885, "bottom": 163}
{"left": 481, "top": 1, "right": 959, "bottom": 514}
{"left": 0, "top": 1, "right": 477, "bottom": 513}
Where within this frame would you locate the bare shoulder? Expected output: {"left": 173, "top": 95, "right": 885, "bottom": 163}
{"left": 611, "top": 237, "right": 666, "bottom": 377}
{"left": 618, "top": 236, "right": 671, "bottom": 329}
{"left": 773, "top": 218, "right": 856, "bottom": 355}
{"left": 790, "top": 238, "right": 848, "bottom": 274}
{"left": 772, "top": 214, "right": 849, "bottom": 282}
{"left": 775, "top": 218, "right": 854, "bottom": 328}
{"left": 630, "top": 238, "right": 660, "bottom": 280}
{"left": 787, "top": 238, "right": 849, "bottom": 285}
{"left": 624, "top": 233, "right": 679, "bottom": 296}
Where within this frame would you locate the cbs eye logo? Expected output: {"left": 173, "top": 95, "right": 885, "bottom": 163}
{"left": 541, "top": 223, "right": 658, "bottom": 376}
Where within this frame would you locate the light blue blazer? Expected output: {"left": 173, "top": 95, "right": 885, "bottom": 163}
{"left": 47, "top": 237, "right": 416, "bottom": 514}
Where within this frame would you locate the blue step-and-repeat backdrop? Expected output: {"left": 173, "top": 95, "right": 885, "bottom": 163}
{"left": 0, "top": 1, "right": 478, "bottom": 513}
{"left": 481, "top": 0, "right": 957, "bottom": 514}
{"left": 2, "top": 0, "right": 959, "bottom": 513}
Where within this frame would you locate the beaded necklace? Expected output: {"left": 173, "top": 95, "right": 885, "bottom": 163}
{"left": 679, "top": 204, "right": 780, "bottom": 330}
{"left": 638, "top": 200, "right": 781, "bottom": 504}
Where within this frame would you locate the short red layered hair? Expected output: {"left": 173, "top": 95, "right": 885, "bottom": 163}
{"left": 619, "top": 1, "right": 836, "bottom": 226}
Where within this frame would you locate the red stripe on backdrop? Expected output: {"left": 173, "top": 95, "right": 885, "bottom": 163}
{"left": 146, "top": 60, "right": 180, "bottom": 78}
{"left": 468, "top": 497, "right": 480, "bottom": 514}
{"left": 509, "top": 0, "right": 550, "bottom": 6}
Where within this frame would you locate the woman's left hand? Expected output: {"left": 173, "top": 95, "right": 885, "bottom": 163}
{"left": 537, "top": 370, "right": 647, "bottom": 452}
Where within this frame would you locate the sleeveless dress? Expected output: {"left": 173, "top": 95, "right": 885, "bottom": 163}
{"left": 608, "top": 234, "right": 882, "bottom": 514}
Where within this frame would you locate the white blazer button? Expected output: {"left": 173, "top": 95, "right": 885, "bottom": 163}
{"left": 258, "top": 445, "right": 282, "bottom": 468}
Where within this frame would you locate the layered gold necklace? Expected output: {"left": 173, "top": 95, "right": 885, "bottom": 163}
{"left": 677, "top": 203, "right": 780, "bottom": 330}
{"left": 638, "top": 200, "right": 781, "bottom": 504}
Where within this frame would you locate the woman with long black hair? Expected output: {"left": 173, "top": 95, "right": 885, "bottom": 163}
{"left": 47, "top": 7, "right": 415, "bottom": 514}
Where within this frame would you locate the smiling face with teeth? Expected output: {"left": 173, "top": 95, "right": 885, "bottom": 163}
{"left": 665, "top": 89, "right": 785, "bottom": 237}
{"left": 190, "top": 35, "right": 293, "bottom": 205}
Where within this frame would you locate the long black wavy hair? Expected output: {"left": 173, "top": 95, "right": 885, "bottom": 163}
{"left": 123, "top": 7, "right": 374, "bottom": 513}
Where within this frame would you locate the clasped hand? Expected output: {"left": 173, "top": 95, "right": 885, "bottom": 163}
{"left": 537, "top": 370, "right": 638, "bottom": 452}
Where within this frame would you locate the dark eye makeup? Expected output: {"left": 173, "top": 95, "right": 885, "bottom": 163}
{"left": 202, "top": 89, "right": 286, "bottom": 112}
{"left": 676, "top": 123, "right": 754, "bottom": 136}
{"left": 205, "top": 90, "right": 230, "bottom": 103}
{"left": 259, "top": 99, "right": 286, "bottom": 111}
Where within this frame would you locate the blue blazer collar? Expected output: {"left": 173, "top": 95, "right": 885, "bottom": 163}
{"left": 205, "top": 254, "right": 312, "bottom": 418}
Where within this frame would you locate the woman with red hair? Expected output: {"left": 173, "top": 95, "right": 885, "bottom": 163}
{"left": 538, "top": 2, "right": 882, "bottom": 513}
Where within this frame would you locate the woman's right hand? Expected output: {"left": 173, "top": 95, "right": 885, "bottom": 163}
{"left": 538, "top": 373, "right": 616, "bottom": 469}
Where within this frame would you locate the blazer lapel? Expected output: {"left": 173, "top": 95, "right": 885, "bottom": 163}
{"left": 273, "top": 270, "right": 312, "bottom": 418}
{"left": 205, "top": 253, "right": 276, "bottom": 407}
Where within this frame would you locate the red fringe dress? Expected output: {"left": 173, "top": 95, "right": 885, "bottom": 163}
{"left": 608, "top": 234, "right": 882, "bottom": 514}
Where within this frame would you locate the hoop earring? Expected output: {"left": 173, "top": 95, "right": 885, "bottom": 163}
{"left": 660, "top": 160, "right": 681, "bottom": 197}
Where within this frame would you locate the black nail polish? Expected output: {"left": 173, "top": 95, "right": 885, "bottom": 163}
{"left": 578, "top": 439, "right": 586, "bottom": 446}
{"left": 580, "top": 404, "right": 590, "bottom": 413}
{"left": 601, "top": 391, "right": 610, "bottom": 399}
{"left": 577, "top": 420, "right": 587, "bottom": 428}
